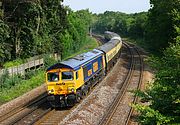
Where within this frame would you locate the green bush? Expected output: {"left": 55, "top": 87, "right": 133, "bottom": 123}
{"left": 0, "top": 70, "right": 44, "bottom": 103}
{"left": 43, "top": 54, "right": 57, "bottom": 68}
{"left": 25, "top": 69, "right": 39, "bottom": 80}
{"left": 133, "top": 42, "right": 180, "bottom": 124}
{"left": 3, "top": 59, "right": 24, "bottom": 68}
{"left": 132, "top": 104, "right": 173, "bottom": 125}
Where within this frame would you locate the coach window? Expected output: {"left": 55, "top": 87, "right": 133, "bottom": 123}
{"left": 76, "top": 71, "right": 79, "bottom": 80}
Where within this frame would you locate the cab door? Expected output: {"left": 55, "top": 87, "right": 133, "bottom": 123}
{"left": 75, "top": 68, "right": 84, "bottom": 89}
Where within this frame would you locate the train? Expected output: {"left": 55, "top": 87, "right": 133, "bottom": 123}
{"left": 46, "top": 31, "right": 122, "bottom": 107}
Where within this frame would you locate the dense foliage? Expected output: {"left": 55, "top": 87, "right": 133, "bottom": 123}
{"left": 132, "top": 0, "right": 180, "bottom": 124}
{"left": 145, "top": 0, "right": 180, "bottom": 52}
{"left": 92, "top": 1, "right": 180, "bottom": 124}
{"left": 61, "top": 8, "right": 93, "bottom": 58}
{"left": 0, "top": 20, "right": 11, "bottom": 65}
{"left": 93, "top": 11, "right": 147, "bottom": 39}
{"left": 0, "top": 1, "right": 92, "bottom": 67}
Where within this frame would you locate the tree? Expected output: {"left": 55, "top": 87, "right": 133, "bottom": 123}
{"left": 128, "top": 12, "right": 147, "bottom": 39}
{"left": 145, "top": 0, "right": 180, "bottom": 52}
{"left": 2, "top": 0, "right": 67, "bottom": 59}
{"left": 60, "top": 8, "right": 93, "bottom": 57}
{"left": 93, "top": 11, "right": 148, "bottom": 38}
{"left": 133, "top": 1, "right": 180, "bottom": 124}
{"left": 0, "top": 20, "right": 11, "bottom": 65}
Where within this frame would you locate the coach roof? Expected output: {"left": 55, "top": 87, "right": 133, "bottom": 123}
{"left": 97, "top": 39, "right": 120, "bottom": 53}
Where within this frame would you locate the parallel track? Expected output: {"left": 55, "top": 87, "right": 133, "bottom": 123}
{"left": 14, "top": 101, "right": 52, "bottom": 125}
{"left": 125, "top": 46, "right": 144, "bottom": 125}
{"left": 0, "top": 34, "right": 107, "bottom": 125}
{"left": 0, "top": 93, "right": 50, "bottom": 125}
{"left": 99, "top": 42, "right": 144, "bottom": 125}
{"left": 0, "top": 36, "right": 144, "bottom": 125}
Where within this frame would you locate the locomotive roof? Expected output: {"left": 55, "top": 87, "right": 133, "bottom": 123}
{"left": 47, "top": 49, "right": 103, "bottom": 71}
{"left": 97, "top": 39, "right": 121, "bottom": 53}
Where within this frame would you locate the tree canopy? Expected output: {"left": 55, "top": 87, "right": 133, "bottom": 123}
{"left": 92, "top": 11, "right": 148, "bottom": 40}
{"left": 133, "top": 0, "right": 180, "bottom": 124}
{"left": 0, "top": 1, "right": 92, "bottom": 66}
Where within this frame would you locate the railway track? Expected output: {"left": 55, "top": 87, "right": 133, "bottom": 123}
{"left": 0, "top": 35, "right": 144, "bottom": 125}
{"left": 99, "top": 42, "right": 144, "bottom": 125}
{"left": 33, "top": 75, "right": 105, "bottom": 125}
{"left": 0, "top": 34, "right": 107, "bottom": 125}
{"left": 34, "top": 107, "right": 73, "bottom": 125}
{"left": 91, "top": 34, "right": 108, "bottom": 44}
{"left": 125, "top": 45, "right": 144, "bottom": 125}
{"left": 0, "top": 93, "right": 51, "bottom": 125}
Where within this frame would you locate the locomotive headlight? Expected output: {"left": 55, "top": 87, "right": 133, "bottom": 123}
{"left": 68, "top": 87, "right": 75, "bottom": 93}
{"left": 71, "top": 88, "right": 75, "bottom": 92}
{"left": 48, "top": 89, "right": 54, "bottom": 94}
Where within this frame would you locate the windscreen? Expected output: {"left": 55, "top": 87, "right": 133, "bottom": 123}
{"left": 62, "top": 71, "right": 73, "bottom": 80}
{"left": 47, "top": 72, "right": 59, "bottom": 82}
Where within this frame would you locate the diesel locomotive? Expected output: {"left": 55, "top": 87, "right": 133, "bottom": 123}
{"left": 46, "top": 32, "right": 122, "bottom": 107}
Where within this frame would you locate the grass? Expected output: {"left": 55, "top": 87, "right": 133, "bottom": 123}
{"left": 0, "top": 36, "right": 98, "bottom": 104}
{"left": 0, "top": 70, "right": 44, "bottom": 104}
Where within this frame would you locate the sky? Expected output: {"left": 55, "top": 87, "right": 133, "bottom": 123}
{"left": 63, "top": 0, "right": 150, "bottom": 14}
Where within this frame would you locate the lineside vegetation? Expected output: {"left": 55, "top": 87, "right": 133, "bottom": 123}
{"left": 92, "top": 0, "right": 180, "bottom": 124}
{"left": 0, "top": 1, "right": 179, "bottom": 124}
{"left": 0, "top": 36, "right": 97, "bottom": 104}
{"left": 0, "top": 0, "right": 97, "bottom": 104}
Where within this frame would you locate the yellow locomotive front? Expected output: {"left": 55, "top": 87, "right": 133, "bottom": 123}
{"left": 46, "top": 66, "right": 82, "bottom": 107}
{"left": 46, "top": 68, "right": 75, "bottom": 95}
{"left": 46, "top": 61, "right": 86, "bottom": 107}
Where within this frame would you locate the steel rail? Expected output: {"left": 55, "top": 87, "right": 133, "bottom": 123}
{"left": 125, "top": 46, "right": 144, "bottom": 125}
{"left": 98, "top": 42, "right": 135, "bottom": 125}
{"left": 34, "top": 35, "right": 126, "bottom": 125}
{"left": 0, "top": 93, "right": 48, "bottom": 125}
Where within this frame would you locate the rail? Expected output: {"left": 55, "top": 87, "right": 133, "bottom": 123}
{"left": 99, "top": 42, "right": 144, "bottom": 125}
{"left": 125, "top": 46, "right": 144, "bottom": 125}
{"left": 0, "top": 93, "right": 49, "bottom": 125}
{"left": 98, "top": 42, "right": 135, "bottom": 125}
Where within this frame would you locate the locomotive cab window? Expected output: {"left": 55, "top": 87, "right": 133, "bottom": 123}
{"left": 62, "top": 71, "right": 73, "bottom": 80}
{"left": 47, "top": 72, "right": 59, "bottom": 82}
